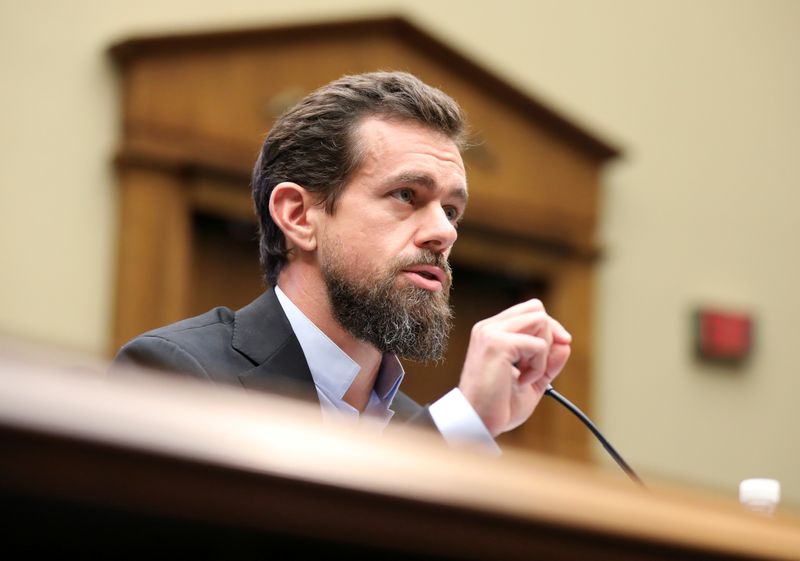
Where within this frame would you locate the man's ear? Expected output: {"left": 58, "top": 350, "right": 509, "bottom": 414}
{"left": 269, "top": 182, "right": 321, "bottom": 252}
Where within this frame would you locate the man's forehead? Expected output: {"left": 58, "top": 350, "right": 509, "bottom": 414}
{"left": 355, "top": 117, "right": 466, "bottom": 175}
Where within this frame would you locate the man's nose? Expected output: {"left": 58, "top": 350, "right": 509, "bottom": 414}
{"left": 415, "top": 204, "right": 458, "bottom": 252}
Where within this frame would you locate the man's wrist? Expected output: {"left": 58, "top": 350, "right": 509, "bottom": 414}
{"left": 428, "top": 388, "right": 501, "bottom": 455}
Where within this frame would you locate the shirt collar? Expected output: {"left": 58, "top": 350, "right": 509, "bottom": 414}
{"left": 375, "top": 353, "right": 404, "bottom": 402}
{"left": 273, "top": 286, "right": 404, "bottom": 412}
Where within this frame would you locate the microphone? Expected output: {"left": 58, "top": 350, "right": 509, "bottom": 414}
{"left": 544, "top": 384, "right": 645, "bottom": 488}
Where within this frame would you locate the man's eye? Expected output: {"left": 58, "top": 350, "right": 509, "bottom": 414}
{"left": 444, "top": 206, "right": 460, "bottom": 222}
{"left": 392, "top": 188, "right": 414, "bottom": 203}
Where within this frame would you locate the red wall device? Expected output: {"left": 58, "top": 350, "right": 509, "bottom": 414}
{"left": 695, "top": 309, "right": 753, "bottom": 363}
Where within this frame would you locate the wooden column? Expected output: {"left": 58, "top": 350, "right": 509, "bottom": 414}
{"left": 113, "top": 167, "right": 192, "bottom": 349}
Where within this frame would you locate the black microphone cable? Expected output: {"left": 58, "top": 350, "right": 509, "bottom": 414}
{"left": 544, "top": 384, "right": 646, "bottom": 488}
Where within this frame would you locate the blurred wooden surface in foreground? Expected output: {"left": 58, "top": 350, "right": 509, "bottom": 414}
{"left": 1, "top": 348, "right": 799, "bottom": 560}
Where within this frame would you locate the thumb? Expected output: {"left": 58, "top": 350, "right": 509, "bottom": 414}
{"left": 546, "top": 342, "right": 571, "bottom": 380}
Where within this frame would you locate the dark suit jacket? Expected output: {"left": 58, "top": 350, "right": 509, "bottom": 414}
{"left": 112, "top": 288, "right": 434, "bottom": 427}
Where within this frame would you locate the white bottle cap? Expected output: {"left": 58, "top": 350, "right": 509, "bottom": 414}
{"left": 739, "top": 478, "right": 781, "bottom": 505}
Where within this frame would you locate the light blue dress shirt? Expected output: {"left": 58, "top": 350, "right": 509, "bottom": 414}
{"left": 275, "top": 286, "right": 499, "bottom": 453}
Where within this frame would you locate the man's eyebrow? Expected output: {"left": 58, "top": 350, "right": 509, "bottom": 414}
{"left": 386, "top": 172, "right": 468, "bottom": 203}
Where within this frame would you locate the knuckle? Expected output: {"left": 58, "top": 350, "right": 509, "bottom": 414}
{"left": 471, "top": 321, "right": 487, "bottom": 337}
{"left": 527, "top": 298, "right": 545, "bottom": 312}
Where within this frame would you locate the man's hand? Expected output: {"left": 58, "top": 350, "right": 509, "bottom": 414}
{"left": 457, "top": 299, "right": 572, "bottom": 437}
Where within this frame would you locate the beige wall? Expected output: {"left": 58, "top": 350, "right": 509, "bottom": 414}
{"left": 2, "top": 0, "right": 799, "bottom": 507}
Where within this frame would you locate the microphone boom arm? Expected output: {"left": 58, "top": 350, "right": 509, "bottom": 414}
{"left": 545, "top": 384, "right": 645, "bottom": 488}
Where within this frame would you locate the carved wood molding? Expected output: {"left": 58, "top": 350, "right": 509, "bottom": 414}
{"left": 110, "top": 16, "right": 620, "bottom": 163}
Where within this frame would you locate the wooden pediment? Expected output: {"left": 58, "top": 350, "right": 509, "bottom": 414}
{"left": 111, "top": 16, "right": 617, "bottom": 252}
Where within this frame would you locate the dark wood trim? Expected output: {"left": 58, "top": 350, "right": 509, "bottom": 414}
{"left": 456, "top": 223, "right": 602, "bottom": 262}
{"left": 108, "top": 16, "right": 400, "bottom": 61}
{"left": 108, "top": 15, "right": 621, "bottom": 162}
{"left": 114, "top": 128, "right": 255, "bottom": 181}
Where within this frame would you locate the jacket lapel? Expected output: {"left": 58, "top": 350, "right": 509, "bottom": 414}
{"left": 232, "top": 289, "right": 319, "bottom": 405}
{"left": 230, "top": 288, "right": 429, "bottom": 429}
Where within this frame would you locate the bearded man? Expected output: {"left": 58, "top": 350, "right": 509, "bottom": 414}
{"left": 112, "top": 71, "right": 572, "bottom": 450}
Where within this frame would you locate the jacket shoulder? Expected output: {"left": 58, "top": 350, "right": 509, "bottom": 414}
{"left": 112, "top": 306, "right": 248, "bottom": 381}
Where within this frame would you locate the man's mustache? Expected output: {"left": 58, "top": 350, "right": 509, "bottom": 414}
{"left": 392, "top": 251, "right": 452, "bottom": 288}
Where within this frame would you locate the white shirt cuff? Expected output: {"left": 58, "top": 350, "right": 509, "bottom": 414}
{"left": 428, "top": 388, "right": 501, "bottom": 455}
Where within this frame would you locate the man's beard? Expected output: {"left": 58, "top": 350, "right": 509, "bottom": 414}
{"left": 321, "top": 247, "right": 453, "bottom": 362}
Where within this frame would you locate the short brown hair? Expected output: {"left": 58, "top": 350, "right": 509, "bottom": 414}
{"left": 251, "top": 71, "right": 466, "bottom": 286}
